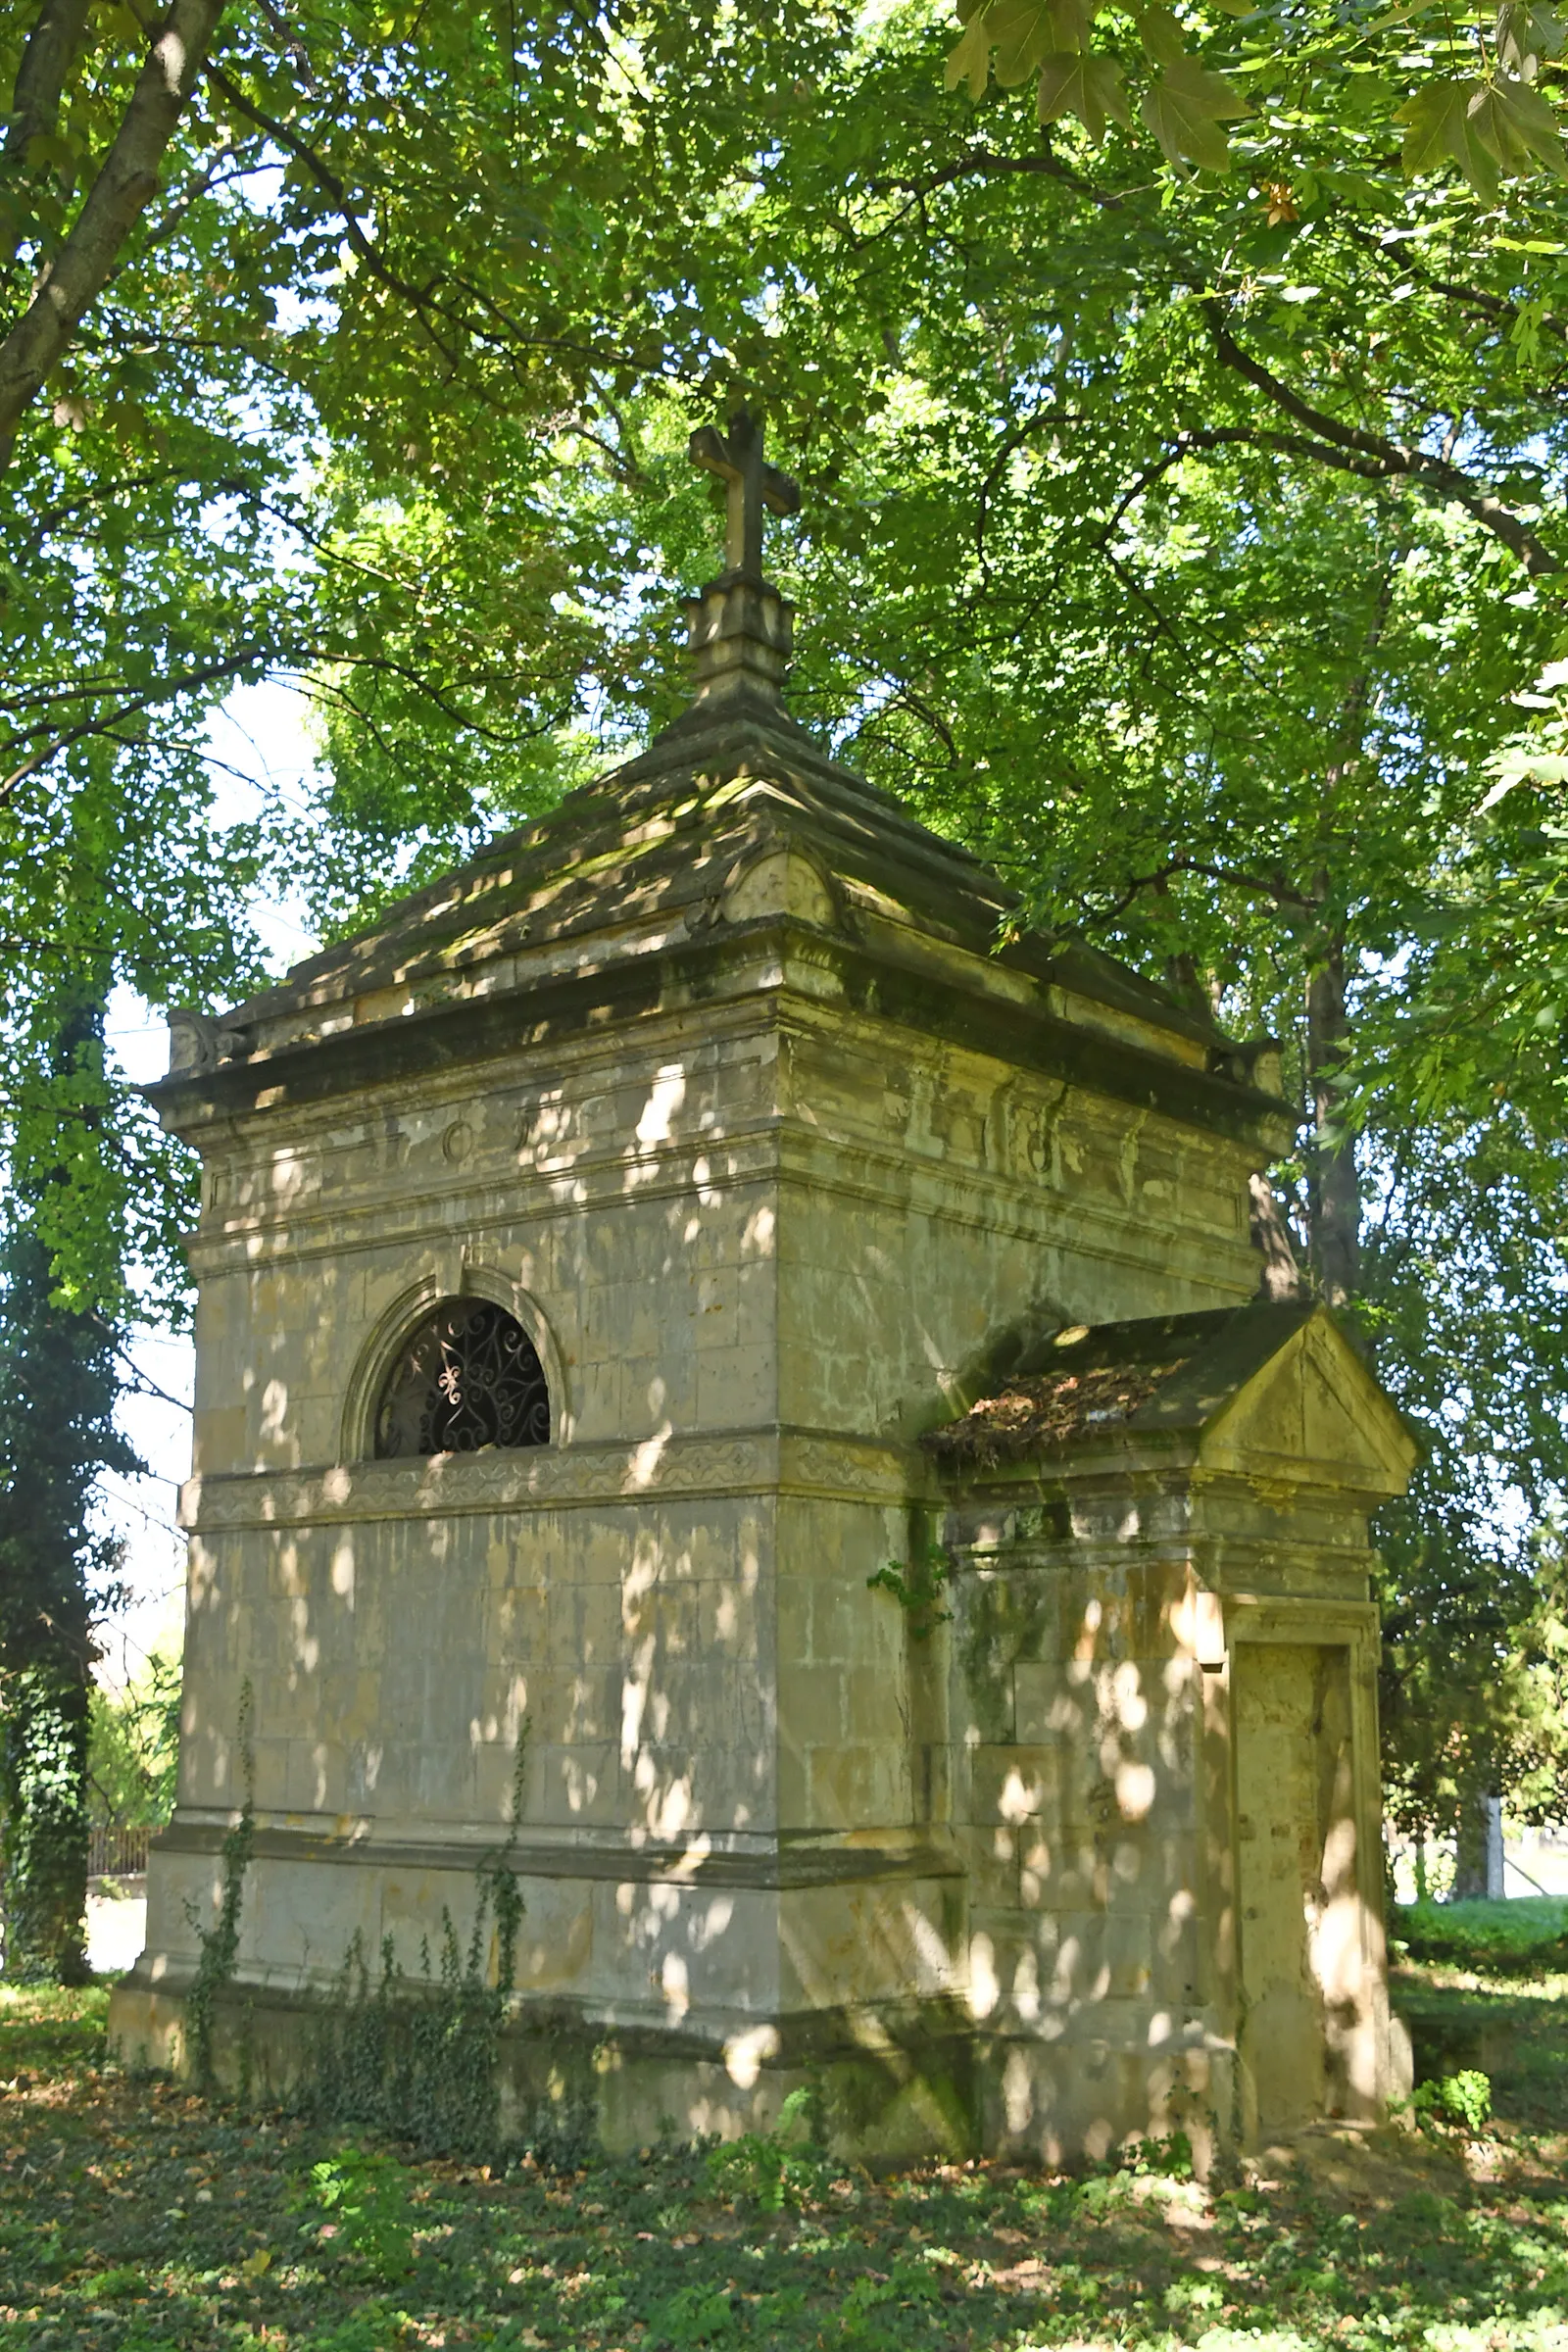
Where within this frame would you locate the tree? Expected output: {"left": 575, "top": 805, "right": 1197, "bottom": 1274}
{"left": 87, "top": 1646, "right": 181, "bottom": 1832}
{"left": 0, "top": 999, "right": 139, "bottom": 1981}
{"left": 728, "top": 6, "right": 1568, "bottom": 1837}
{"left": 153, "top": 5, "right": 1563, "bottom": 1845}
{"left": 943, "top": 0, "right": 1568, "bottom": 207}
{"left": 1, "top": 0, "right": 228, "bottom": 463}
{"left": 3, "top": 0, "right": 1565, "bottom": 1886}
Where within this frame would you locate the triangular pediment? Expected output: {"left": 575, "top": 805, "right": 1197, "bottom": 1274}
{"left": 1193, "top": 1309, "right": 1417, "bottom": 1498}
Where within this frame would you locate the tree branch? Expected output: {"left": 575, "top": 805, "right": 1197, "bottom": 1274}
{"left": 89, "top": 1313, "right": 193, "bottom": 1413}
{"left": 1083, "top": 855, "right": 1319, "bottom": 931}
{"left": 201, "top": 64, "right": 628, "bottom": 387}
{"left": 0, "top": 641, "right": 269, "bottom": 804}
{"left": 871, "top": 138, "right": 1129, "bottom": 213}
{"left": 1338, "top": 220, "right": 1568, "bottom": 350}
{"left": 200, "top": 57, "right": 467, "bottom": 375}
{"left": 1200, "top": 299, "right": 1560, "bottom": 574}
{"left": 0, "top": 0, "right": 227, "bottom": 466}
{"left": 20, "top": 465, "right": 250, "bottom": 553}
{"left": 4, "top": 0, "right": 94, "bottom": 223}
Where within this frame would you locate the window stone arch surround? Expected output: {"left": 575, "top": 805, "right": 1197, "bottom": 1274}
{"left": 340, "top": 1254, "right": 573, "bottom": 1464}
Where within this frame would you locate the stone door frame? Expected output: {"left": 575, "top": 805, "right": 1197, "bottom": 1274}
{"left": 1223, "top": 1593, "right": 1387, "bottom": 2133}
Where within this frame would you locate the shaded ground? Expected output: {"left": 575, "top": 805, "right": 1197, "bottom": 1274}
{"left": 2, "top": 1956, "right": 1566, "bottom": 2352}
{"left": 1391, "top": 1898, "right": 1568, "bottom": 2137}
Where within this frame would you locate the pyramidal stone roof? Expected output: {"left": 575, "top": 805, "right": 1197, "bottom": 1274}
{"left": 159, "top": 411, "right": 1289, "bottom": 1152}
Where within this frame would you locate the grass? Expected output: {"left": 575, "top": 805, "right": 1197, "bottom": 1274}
{"left": 1, "top": 1955, "right": 1566, "bottom": 2352}
{"left": 1389, "top": 1899, "right": 1568, "bottom": 2137}
{"left": 1392, "top": 1898, "right": 1568, "bottom": 1982}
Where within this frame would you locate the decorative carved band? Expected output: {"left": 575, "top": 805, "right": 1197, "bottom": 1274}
{"left": 181, "top": 1426, "right": 931, "bottom": 1533}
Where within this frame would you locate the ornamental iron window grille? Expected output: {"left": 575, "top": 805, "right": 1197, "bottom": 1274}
{"left": 373, "top": 1298, "right": 550, "bottom": 1458}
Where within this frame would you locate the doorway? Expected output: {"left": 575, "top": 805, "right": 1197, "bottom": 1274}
{"left": 1234, "top": 1642, "right": 1361, "bottom": 2132}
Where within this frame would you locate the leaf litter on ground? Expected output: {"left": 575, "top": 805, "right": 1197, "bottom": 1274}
{"left": 0, "top": 1967, "right": 1566, "bottom": 2350}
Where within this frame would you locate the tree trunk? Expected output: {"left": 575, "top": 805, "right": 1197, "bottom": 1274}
{"left": 0, "top": 1654, "right": 91, "bottom": 1982}
{"left": 1248, "top": 1171, "right": 1302, "bottom": 1300}
{"left": 0, "top": 998, "right": 136, "bottom": 1981}
{"left": 1306, "top": 932, "right": 1360, "bottom": 1308}
{"left": 0, "top": 1227, "right": 101, "bottom": 1982}
{"left": 0, "top": 0, "right": 226, "bottom": 466}
{"left": 1299, "top": 555, "right": 1402, "bottom": 1313}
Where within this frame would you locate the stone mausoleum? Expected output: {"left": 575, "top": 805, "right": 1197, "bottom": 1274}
{"left": 110, "top": 415, "right": 1416, "bottom": 2162}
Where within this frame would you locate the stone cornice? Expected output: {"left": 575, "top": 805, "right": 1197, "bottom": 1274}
{"left": 154, "top": 914, "right": 1290, "bottom": 1157}
{"left": 934, "top": 1443, "right": 1385, "bottom": 1513}
{"left": 180, "top": 1112, "right": 1259, "bottom": 1299}
{"left": 152, "top": 1813, "right": 965, "bottom": 1891}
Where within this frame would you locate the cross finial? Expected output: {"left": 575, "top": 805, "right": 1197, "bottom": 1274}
{"left": 689, "top": 407, "right": 800, "bottom": 579}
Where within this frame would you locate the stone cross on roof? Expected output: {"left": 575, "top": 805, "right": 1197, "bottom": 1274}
{"left": 689, "top": 408, "right": 800, "bottom": 580}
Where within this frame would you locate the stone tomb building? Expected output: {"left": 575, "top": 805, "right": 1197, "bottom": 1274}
{"left": 111, "top": 417, "right": 1416, "bottom": 2161}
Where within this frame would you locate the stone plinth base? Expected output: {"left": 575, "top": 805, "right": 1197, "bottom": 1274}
{"left": 107, "top": 1972, "right": 1263, "bottom": 2170}
{"left": 108, "top": 1972, "right": 978, "bottom": 2161}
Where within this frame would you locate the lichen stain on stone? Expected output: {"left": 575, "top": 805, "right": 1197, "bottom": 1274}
{"left": 955, "top": 1569, "right": 1053, "bottom": 1744}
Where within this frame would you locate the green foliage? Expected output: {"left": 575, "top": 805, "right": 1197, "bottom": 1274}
{"left": 0, "top": 1665, "right": 89, "bottom": 1983}
{"left": 704, "top": 2088, "right": 827, "bottom": 2212}
{"left": 835, "top": 2255, "right": 948, "bottom": 2343}
{"left": 1353, "top": 653, "right": 1568, "bottom": 1152}
{"left": 1411, "top": 2067, "right": 1494, "bottom": 2133}
{"left": 183, "top": 1680, "right": 255, "bottom": 2089}
{"left": 6, "top": 1948, "right": 1568, "bottom": 2352}
{"left": 295, "top": 2147, "right": 416, "bottom": 2285}
{"left": 6, "top": 0, "right": 1568, "bottom": 1871}
{"left": 943, "top": 0, "right": 1568, "bottom": 193}
{"left": 302, "top": 1731, "right": 528, "bottom": 2160}
{"left": 1119, "top": 2128, "right": 1196, "bottom": 2180}
{"left": 645, "top": 2279, "right": 739, "bottom": 2347}
{"left": 304, "top": 1902, "right": 516, "bottom": 2163}
{"left": 1, "top": 0, "right": 291, "bottom": 1312}
{"left": 86, "top": 1648, "right": 181, "bottom": 1831}
{"left": 1377, "top": 1496, "right": 1568, "bottom": 1843}
{"left": 1394, "top": 1896, "right": 1568, "bottom": 1980}
{"left": 867, "top": 1544, "right": 954, "bottom": 1641}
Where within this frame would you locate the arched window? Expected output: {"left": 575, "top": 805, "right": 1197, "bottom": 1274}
{"left": 374, "top": 1298, "right": 550, "bottom": 1458}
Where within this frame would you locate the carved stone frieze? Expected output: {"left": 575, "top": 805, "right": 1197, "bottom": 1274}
{"left": 181, "top": 1425, "right": 920, "bottom": 1532}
